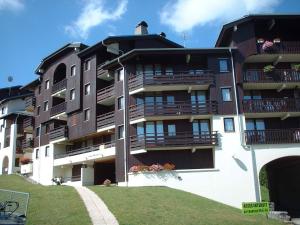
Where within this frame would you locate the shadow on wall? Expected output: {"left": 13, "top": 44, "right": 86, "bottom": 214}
{"left": 232, "top": 155, "right": 248, "bottom": 171}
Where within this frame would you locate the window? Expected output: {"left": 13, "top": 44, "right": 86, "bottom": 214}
{"left": 137, "top": 123, "right": 144, "bottom": 137}
{"left": 246, "top": 119, "right": 265, "bottom": 131}
{"left": 36, "top": 149, "right": 39, "bottom": 159}
{"left": 84, "top": 108, "right": 90, "bottom": 121}
{"left": 219, "top": 59, "right": 229, "bottom": 72}
{"left": 70, "top": 114, "right": 78, "bottom": 126}
{"left": 117, "top": 96, "right": 124, "bottom": 110}
{"left": 167, "top": 124, "right": 176, "bottom": 136}
{"left": 243, "top": 90, "right": 262, "bottom": 100}
{"left": 165, "top": 67, "right": 173, "bottom": 75}
{"left": 224, "top": 118, "right": 235, "bottom": 132}
{"left": 116, "top": 69, "right": 124, "bottom": 81}
{"left": 145, "top": 65, "right": 154, "bottom": 77}
{"left": 167, "top": 96, "right": 175, "bottom": 105}
{"left": 84, "top": 59, "right": 91, "bottom": 71}
{"left": 45, "top": 124, "right": 50, "bottom": 134}
{"left": 36, "top": 127, "right": 40, "bottom": 137}
{"left": 118, "top": 125, "right": 124, "bottom": 139}
{"left": 136, "top": 64, "right": 143, "bottom": 76}
{"left": 71, "top": 65, "right": 76, "bottom": 76}
{"left": 38, "top": 86, "right": 41, "bottom": 94}
{"left": 1, "top": 107, "right": 5, "bottom": 115}
{"left": 43, "top": 101, "right": 48, "bottom": 111}
{"left": 70, "top": 89, "right": 75, "bottom": 100}
{"left": 84, "top": 83, "right": 91, "bottom": 95}
{"left": 191, "top": 91, "right": 206, "bottom": 104}
{"left": 221, "top": 88, "right": 232, "bottom": 102}
{"left": 45, "top": 146, "right": 50, "bottom": 157}
{"left": 154, "top": 64, "right": 161, "bottom": 76}
{"left": 37, "top": 106, "right": 41, "bottom": 115}
{"left": 45, "top": 80, "right": 50, "bottom": 89}
{"left": 193, "top": 120, "right": 210, "bottom": 135}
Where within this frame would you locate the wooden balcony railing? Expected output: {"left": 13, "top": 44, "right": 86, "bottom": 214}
{"left": 23, "top": 117, "right": 34, "bottom": 130}
{"left": 244, "top": 69, "right": 300, "bottom": 83}
{"left": 245, "top": 129, "right": 300, "bottom": 145}
{"left": 50, "top": 102, "right": 67, "bottom": 117}
{"left": 51, "top": 78, "right": 67, "bottom": 94}
{"left": 96, "top": 111, "right": 115, "bottom": 129}
{"left": 257, "top": 41, "right": 300, "bottom": 54}
{"left": 96, "top": 84, "right": 115, "bottom": 103}
{"left": 25, "top": 96, "right": 36, "bottom": 111}
{"left": 130, "top": 131, "right": 218, "bottom": 151}
{"left": 243, "top": 98, "right": 300, "bottom": 113}
{"left": 22, "top": 138, "right": 34, "bottom": 150}
{"left": 128, "top": 71, "right": 215, "bottom": 91}
{"left": 130, "top": 101, "right": 217, "bottom": 119}
{"left": 49, "top": 126, "right": 68, "bottom": 141}
{"left": 97, "top": 68, "right": 110, "bottom": 78}
{"left": 54, "top": 141, "right": 115, "bottom": 159}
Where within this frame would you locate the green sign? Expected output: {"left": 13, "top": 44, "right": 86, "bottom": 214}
{"left": 242, "top": 202, "right": 269, "bottom": 215}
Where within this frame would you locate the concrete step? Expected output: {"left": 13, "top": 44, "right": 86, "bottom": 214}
{"left": 268, "top": 211, "right": 291, "bottom": 223}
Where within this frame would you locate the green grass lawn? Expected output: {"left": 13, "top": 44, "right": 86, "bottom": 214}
{"left": 90, "top": 186, "right": 282, "bottom": 225}
{"left": 0, "top": 175, "right": 91, "bottom": 225}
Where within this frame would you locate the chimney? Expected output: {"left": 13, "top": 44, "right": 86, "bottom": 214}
{"left": 135, "top": 21, "right": 148, "bottom": 35}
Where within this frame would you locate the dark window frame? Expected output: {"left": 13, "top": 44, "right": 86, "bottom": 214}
{"left": 224, "top": 118, "right": 235, "bottom": 132}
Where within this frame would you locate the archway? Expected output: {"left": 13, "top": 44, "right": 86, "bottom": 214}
{"left": 2, "top": 156, "right": 9, "bottom": 174}
{"left": 260, "top": 156, "right": 300, "bottom": 217}
{"left": 53, "top": 63, "right": 66, "bottom": 84}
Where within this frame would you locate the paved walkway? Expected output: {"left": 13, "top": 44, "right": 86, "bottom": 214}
{"left": 75, "top": 186, "right": 119, "bottom": 225}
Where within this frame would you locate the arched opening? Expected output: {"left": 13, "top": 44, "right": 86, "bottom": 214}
{"left": 2, "top": 156, "right": 9, "bottom": 174}
{"left": 260, "top": 156, "right": 300, "bottom": 217}
{"left": 53, "top": 63, "right": 66, "bottom": 84}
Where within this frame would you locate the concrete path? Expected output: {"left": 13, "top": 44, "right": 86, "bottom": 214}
{"left": 75, "top": 186, "right": 119, "bottom": 225}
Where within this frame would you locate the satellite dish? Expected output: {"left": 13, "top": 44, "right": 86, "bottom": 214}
{"left": 7, "top": 76, "right": 13, "bottom": 82}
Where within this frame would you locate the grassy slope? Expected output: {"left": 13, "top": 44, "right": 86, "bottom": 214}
{"left": 0, "top": 175, "right": 91, "bottom": 225}
{"left": 90, "top": 186, "right": 282, "bottom": 225}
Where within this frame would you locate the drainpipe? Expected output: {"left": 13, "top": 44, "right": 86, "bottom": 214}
{"left": 13, "top": 113, "right": 21, "bottom": 172}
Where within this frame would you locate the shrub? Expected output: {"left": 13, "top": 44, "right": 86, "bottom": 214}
{"left": 163, "top": 163, "right": 175, "bottom": 170}
{"left": 138, "top": 165, "right": 149, "bottom": 172}
{"left": 293, "top": 64, "right": 300, "bottom": 71}
{"left": 129, "top": 165, "right": 139, "bottom": 173}
{"left": 263, "top": 65, "right": 275, "bottom": 73}
{"left": 149, "top": 164, "right": 164, "bottom": 172}
{"left": 20, "top": 157, "right": 31, "bottom": 165}
{"left": 103, "top": 179, "right": 111, "bottom": 187}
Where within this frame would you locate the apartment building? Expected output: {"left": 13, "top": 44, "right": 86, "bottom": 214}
{"left": 0, "top": 86, "right": 33, "bottom": 175}
{"left": 19, "top": 15, "right": 300, "bottom": 216}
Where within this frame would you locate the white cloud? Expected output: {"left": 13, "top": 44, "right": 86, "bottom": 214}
{"left": 65, "top": 0, "right": 128, "bottom": 39}
{"left": 160, "top": 0, "right": 281, "bottom": 33}
{"left": 0, "top": 0, "right": 24, "bottom": 11}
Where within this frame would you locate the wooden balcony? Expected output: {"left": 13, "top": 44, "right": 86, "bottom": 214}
{"left": 243, "top": 69, "right": 300, "bottom": 90}
{"left": 97, "top": 68, "right": 113, "bottom": 80}
{"left": 128, "top": 71, "right": 215, "bottom": 94}
{"left": 22, "top": 139, "right": 34, "bottom": 152}
{"left": 23, "top": 117, "right": 34, "bottom": 133}
{"left": 96, "top": 85, "right": 115, "bottom": 104}
{"left": 49, "top": 126, "right": 68, "bottom": 143}
{"left": 257, "top": 41, "right": 300, "bottom": 54}
{"left": 245, "top": 129, "right": 300, "bottom": 145}
{"left": 25, "top": 96, "right": 36, "bottom": 112}
{"left": 96, "top": 111, "right": 115, "bottom": 132}
{"left": 129, "top": 101, "right": 217, "bottom": 122}
{"left": 130, "top": 131, "right": 218, "bottom": 152}
{"left": 51, "top": 79, "right": 67, "bottom": 95}
{"left": 54, "top": 141, "right": 115, "bottom": 159}
{"left": 50, "top": 102, "right": 67, "bottom": 117}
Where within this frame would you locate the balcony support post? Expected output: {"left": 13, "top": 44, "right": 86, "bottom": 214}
{"left": 277, "top": 84, "right": 286, "bottom": 92}
{"left": 281, "top": 113, "right": 290, "bottom": 121}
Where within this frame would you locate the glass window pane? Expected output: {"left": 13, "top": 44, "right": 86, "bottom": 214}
{"left": 155, "top": 64, "right": 161, "bottom": 76}
{"left": 255, "top": 119, "right": 265, "bottom": 130}
{"left": 168, "top": 124, "right": 176, "bottom": 136}
{"left": 224, "top": 118, "right": 234, "bottom": 132}
{"left": 156, "top": 121, "right": 164, "bottom": 137}
{"left": 145, "top": 96, "right": 154, "bottom": 105}
{"left": 146, "top": 122, "right": 155, "bottom": 140}
{"left": 192, "top": 122, "right": 199, "bottom": 135}
{"left": 246, "top": 119, "right": 255, "bottom": 130}
{"left": 219, "top": 59, "right": 229, "bottom": 72}
{"left": 136, "top": 97, "right": 144, "bottom": 105}
{"left": 155, "top": 96, "right": 163, "bottom": 105}
{"left": 165, "top": 67, "right": 173, "bottom": 75}
{"left": 167, "top": 96, "right": 175, "bottom": 104}
{"left": 137, "top": 123, "right": 144, "bottom": 137}
{"left": 136, "top": 64, "right": 143, "bottom": 76}
{"left": 145, "top": 65, "right": 153, "bottom": 77}
{"left": 222, "top": 88, "right": 231, "bottom": 101}
{"left": 200, "top": 120, "right": 210, "bottom": 133}
{"left": 197, "top": 91, "right": 206, "bottom": 103}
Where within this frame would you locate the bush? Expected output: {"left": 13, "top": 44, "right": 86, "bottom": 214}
{"left": 293, "top": 64, "right": 300, "bottom": 71}
{"left": 163, "top": 163, "right": 175, "bottom": 170}
{"left": 149, "top": 164, "right": 164, "bottom": 172}
{"left": 103, "top": 179, "right": 111, "bottom": 187}
{"left": 259, "top": 166, "right": 268, "bottom": 188}
{"left": 263, "top": 65, "right": 275, "bottom": 73}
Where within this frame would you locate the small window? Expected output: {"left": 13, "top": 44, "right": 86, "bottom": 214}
{"left": 117, "top": 96, "right": 124, "bottom": 110}
{"left": 221, "top": 88, "right": 232, "bottom": 102}
{"left": 84, "top": 108, "right": 90, "bottom": 121}
{"left": 37, "top": 106, "right": 41, "bottom": 115}
{"left": 45, "top": 80, "right": 50, "bottom": 89}
{"left": 84, "top": 83, "right": 90, "bottom": 95}
{"left": 219, "top": 59, "right": 229, "bottom": 72}
{"left": 43, "top": 101, "right": 49, "bottom": 111}
{"left": 36, "top": 149, "right": 40, "bottom": 159}
{"left": 167, "top": 96, "right": 175, "bottom": 105}
{"left": 36, "top": 127, "right": 40, "bottom": 137}
{"left": 165, "top": 67, "right": 173, "bottom": 75}
{"left": 70, "top": 114, "right": 78, "bottom": 126}
{"left": 1, "top": 107, "right": 5, "bottom": 115}
{"left": 71, "top": 65, "right": 76, "bottom": 76}
{"left": 118, "top": 125, "right": 124, "bottom": 139}
{"left": 45, "top": 124, "right": 50, "bottom": 134}
{"left": 116, "top": 69, "right": 124, "bottom": 81}
{"left": 224, "top": 118, "right": 235, "bottom": 132}
{"left": 167, "top": 124, "right": 176, "bottom": 136}
{"left": 70, "top": 89, "right": 75, "bottom": 100}
{"left": 38, "top": 86, "right": 41, "bottom": 94}
{"left": 45, "top": 146, "right": 50, "bottom": 157}
{"left": 84, "top": 59, "right": 91, "bottom": 71}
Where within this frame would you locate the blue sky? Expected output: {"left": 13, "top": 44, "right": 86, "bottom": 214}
{"left": 0, "top": 0, "right": 299, "bottom": 88}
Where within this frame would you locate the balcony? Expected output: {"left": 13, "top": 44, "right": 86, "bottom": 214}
{"left": 243, "top": 98, "right": 300, "bottom": 118}
{"left": 49, "top": 126, "right": 68, "bottom": 143}
{"left": 50, "top": 102, "right": 67, "bottom": 119}
{"left": 257, "top": 41, "right": 300, "bottom": 55}
{"left": 23, "top": 117, "right": 34, "bottom": 133}
{"left": 130, "top": 132, "right": 218, "bottom": 153}
{"left": 129, "top": 101, "right": 217, "bottom": 123}
{"left": 97, "top": 68, "right": 113, "bottom": 81}
{"left": 245, "top": 129, "right": 300, "bottom": 145}
{"left": 25, "top": 96, "right": 36, "bottom": 112}
{"left": 243, "top": 69, "right": 300, "bottom": 90}
{"left": 22, "top": 139, "right": 34, "bottom": 152}
{"left": 96, "top": 85, "right": 115, "bottom": 105}
{"left": 51, "top": 79, "right": 67, "bottom": 97}
{"left": 96, "top": 111, "right": 115, "bottom": 132}
{"left": 128, "top": 71, "right": 215, "bottom": 94}
{"left": 54, "top": 142, "right": 116, "bottom": 166}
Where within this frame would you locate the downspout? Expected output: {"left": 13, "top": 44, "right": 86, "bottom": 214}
{"left": 13, "top": 114, "right": 20, "bottom": 172}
